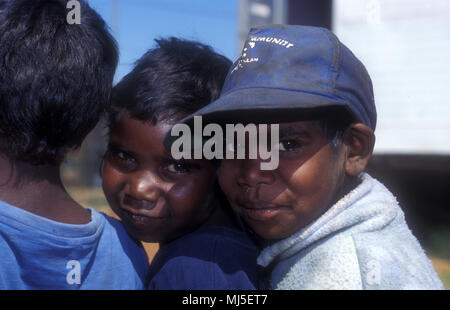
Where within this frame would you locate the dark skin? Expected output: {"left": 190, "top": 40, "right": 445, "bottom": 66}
{"left": 0, "top": 155, "right": 91, "bottom": 224}
{"left": 102, "top": 113, "right": 235, "bottom": 245}
{"left": 218, "top": 121, "right": 375, "bottom": 242}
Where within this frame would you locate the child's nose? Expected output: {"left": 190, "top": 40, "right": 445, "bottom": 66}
{"left": 237, "top": 158, "right": 275, "bottom": 189}
{"left": 126, "top": 171, "right": 162, "bottom": 202}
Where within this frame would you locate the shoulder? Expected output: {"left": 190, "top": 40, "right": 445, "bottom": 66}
{"left": 149, "top": 226, "right": 259, "bottom": 290}
{"left": 97, "top": 211, "right": 147, "bottom": 255}
{"left": 352, "top": 228, "right": 444, "bottom": 289}
{"left": 295, "top": 224, "right": 444, "bottom": 290}
{"left": 155, "top": 226, "right": 258, "bottom": 260}
{"left": 273, "top": 234, "right": 363, "bottom": 290}
{"left": 94, "top": 211, "right": 150, "bottom": 277}
{"left": 274, "top": 228, "right": 443, "bottom": 290}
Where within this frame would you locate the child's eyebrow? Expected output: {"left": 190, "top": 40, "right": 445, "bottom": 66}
{"left": 107, "top": 141, "right": 134, "bottom": 155}
{"left": 278, "top": 126, "right": 311, "bottom": 138}
{"left": 107, "top": 141, "right": 122, "bottom": 150}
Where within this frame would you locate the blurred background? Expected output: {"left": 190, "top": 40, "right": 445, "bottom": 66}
{"left": 61, "top": 0, "right": 450, "bottom": 288}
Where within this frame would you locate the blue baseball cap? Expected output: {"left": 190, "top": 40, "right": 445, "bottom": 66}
{"left": 178, "top": 24, "right": 376, "bottom": 130}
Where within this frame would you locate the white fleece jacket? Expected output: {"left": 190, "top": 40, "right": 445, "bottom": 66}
{"left": 258, "top": 173, "right": 444, "bottom": 290}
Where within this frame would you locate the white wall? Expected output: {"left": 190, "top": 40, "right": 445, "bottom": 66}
{"left": 333, "top": 0, "right": 450, "bottom": 154}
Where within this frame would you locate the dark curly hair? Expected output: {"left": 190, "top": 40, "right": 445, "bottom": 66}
{"left": 110, "top": 37, "right": 232, "bottom": 126}
{"left": 0, "top": 0, "right": 118, "bottom": 165}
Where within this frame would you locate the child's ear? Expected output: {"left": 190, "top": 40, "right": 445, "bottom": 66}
{"left": 99, "top": 155, "right": 106, "bottom": 178}
{"left": 342, "top": 123, "right": 375, "bottom": 176}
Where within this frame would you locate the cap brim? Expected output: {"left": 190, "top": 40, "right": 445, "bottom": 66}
{"left": 164, "top": 87, "right": 350, "bottom": 150}
{"left": 184, "top": 87, "right": 349, "bottom": 124}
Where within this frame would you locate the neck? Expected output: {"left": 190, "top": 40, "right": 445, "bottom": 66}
{"left": 0, "top": 154, "right": 90, "bottom": 224}
{"left": 340, "top": 174, "right": 362, "bottom": 201}
{"left": 201, "top": 195, "right": 242, "bottom": 230}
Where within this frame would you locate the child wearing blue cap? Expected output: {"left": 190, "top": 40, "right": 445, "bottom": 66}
{"left": 178, "top": 24, "right": 444, "bottom": 289}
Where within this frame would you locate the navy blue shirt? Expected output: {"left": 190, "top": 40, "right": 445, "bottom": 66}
{"left": 148, "top": 226, "right": 259, "bottom": 290}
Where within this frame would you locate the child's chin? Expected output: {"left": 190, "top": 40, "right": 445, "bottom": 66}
{"left": 140, "top": 236, "right": 160, "bottom": 243}
{"left": 250, "top": 223, "right": 292, "bottom": 242}
{"left": 119, "top": 219, "right": 158, "bottom": 242}
{"left": 128, "top": 229, "right": 162, "bottom": 244}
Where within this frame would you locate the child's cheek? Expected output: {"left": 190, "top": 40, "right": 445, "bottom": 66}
{"left": 217, "top": 161, "right": 236, "bottom": 197}
{"left": 285, "top": 146, "right": 342, "bottom": 225}
{"left": 101, "top": 164, "right": 124, "bottom": 206}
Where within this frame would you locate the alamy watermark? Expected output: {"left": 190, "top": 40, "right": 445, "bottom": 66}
{"left": 170, "top": 116, "right": 280, "bottom": 170}
{"left": 66, "top": 0, "right": 81, "bottom": 25}
{"left": 365, "top": 259, "right": 381, "bottom": 286}
{"left": 66, "top": 260, "right": 81, "bottom": 285}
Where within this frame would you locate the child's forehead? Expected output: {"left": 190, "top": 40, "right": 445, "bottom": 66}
{"left": 113, "top": 112, "right": 175, "bottom": 132}
{"left": 110, "top": 114, "right": 216, "bottom": 165}
{"left": 110, "top": 113, "right": 174, "bottom": 151}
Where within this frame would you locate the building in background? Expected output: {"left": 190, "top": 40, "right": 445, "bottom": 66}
{"left": 334, "top": 0, "right": 450, "bottom": 156}
{"left": 237, "top": 0, "right": 332, "bottom": 53}
{"left": 332, "top": 0, "right": 450, "bottom": 242}
{"left": 238, "top": 0, "right": 287, "bottom": 54}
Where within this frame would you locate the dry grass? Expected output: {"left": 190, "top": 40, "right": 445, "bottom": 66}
{"left": 431, "top": 257, "right": 450, "bottom": 272}
{"left": 430, "top": 256, "right": 450, "bottom": 289}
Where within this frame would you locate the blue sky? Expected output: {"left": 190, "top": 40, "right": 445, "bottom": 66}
{"left": 89, "top": 0, "right": 238, "bottom": 82}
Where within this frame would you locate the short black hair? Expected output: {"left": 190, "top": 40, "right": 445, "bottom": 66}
{"left": 315, "top": 108, "right": 355, "bottom": 152}
{"left": 0, "top": 0, "right": 118, "bottom": 165}
{"left": 110, "top": 37, "right": 232, "bottom": 126}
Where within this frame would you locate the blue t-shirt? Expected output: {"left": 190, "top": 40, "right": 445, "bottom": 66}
{"left": 148, "top": 226, "right": 259, "bottom": 290}
{"left": 0, "top": 200, "right": 149, "bottom": 289}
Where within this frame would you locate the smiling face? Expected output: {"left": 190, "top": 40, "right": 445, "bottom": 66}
{"left": 218, "top": 120, "right": 348, "bottom": 241}
{"left": 101, "top": 113, "right": 217, "bottom": 244}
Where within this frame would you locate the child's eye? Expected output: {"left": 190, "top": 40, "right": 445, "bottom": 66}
{"left": 115, "top": 151, "right": 128, "bottom": 160}
{"left": 278, "top": 140, "right": 303, "bottom": 152}
{"left": 165, "top": 161, "right": 191, "bottom": 174}
{"left": 114, "top": 151, "right": 133, "bottom": 162}
{"left": 106, "top": 149, "right": 137, "bottom": 170}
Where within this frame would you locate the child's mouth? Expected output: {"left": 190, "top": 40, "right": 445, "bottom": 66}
{"left": 236, "top": 201, "right": 287, "bottom": 221}
{"left": 119, "top": 194, "right": 168, "bottom": 222}
{"left": 119, "top": 204, "right": 167, "bottom": 224}
{"left": 128, "top": 213, "right": 149, "bottom": 223}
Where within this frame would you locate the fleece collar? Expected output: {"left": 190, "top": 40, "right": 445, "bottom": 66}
{"left": 257, "top": 173, "right": 399, "bottom": 267}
